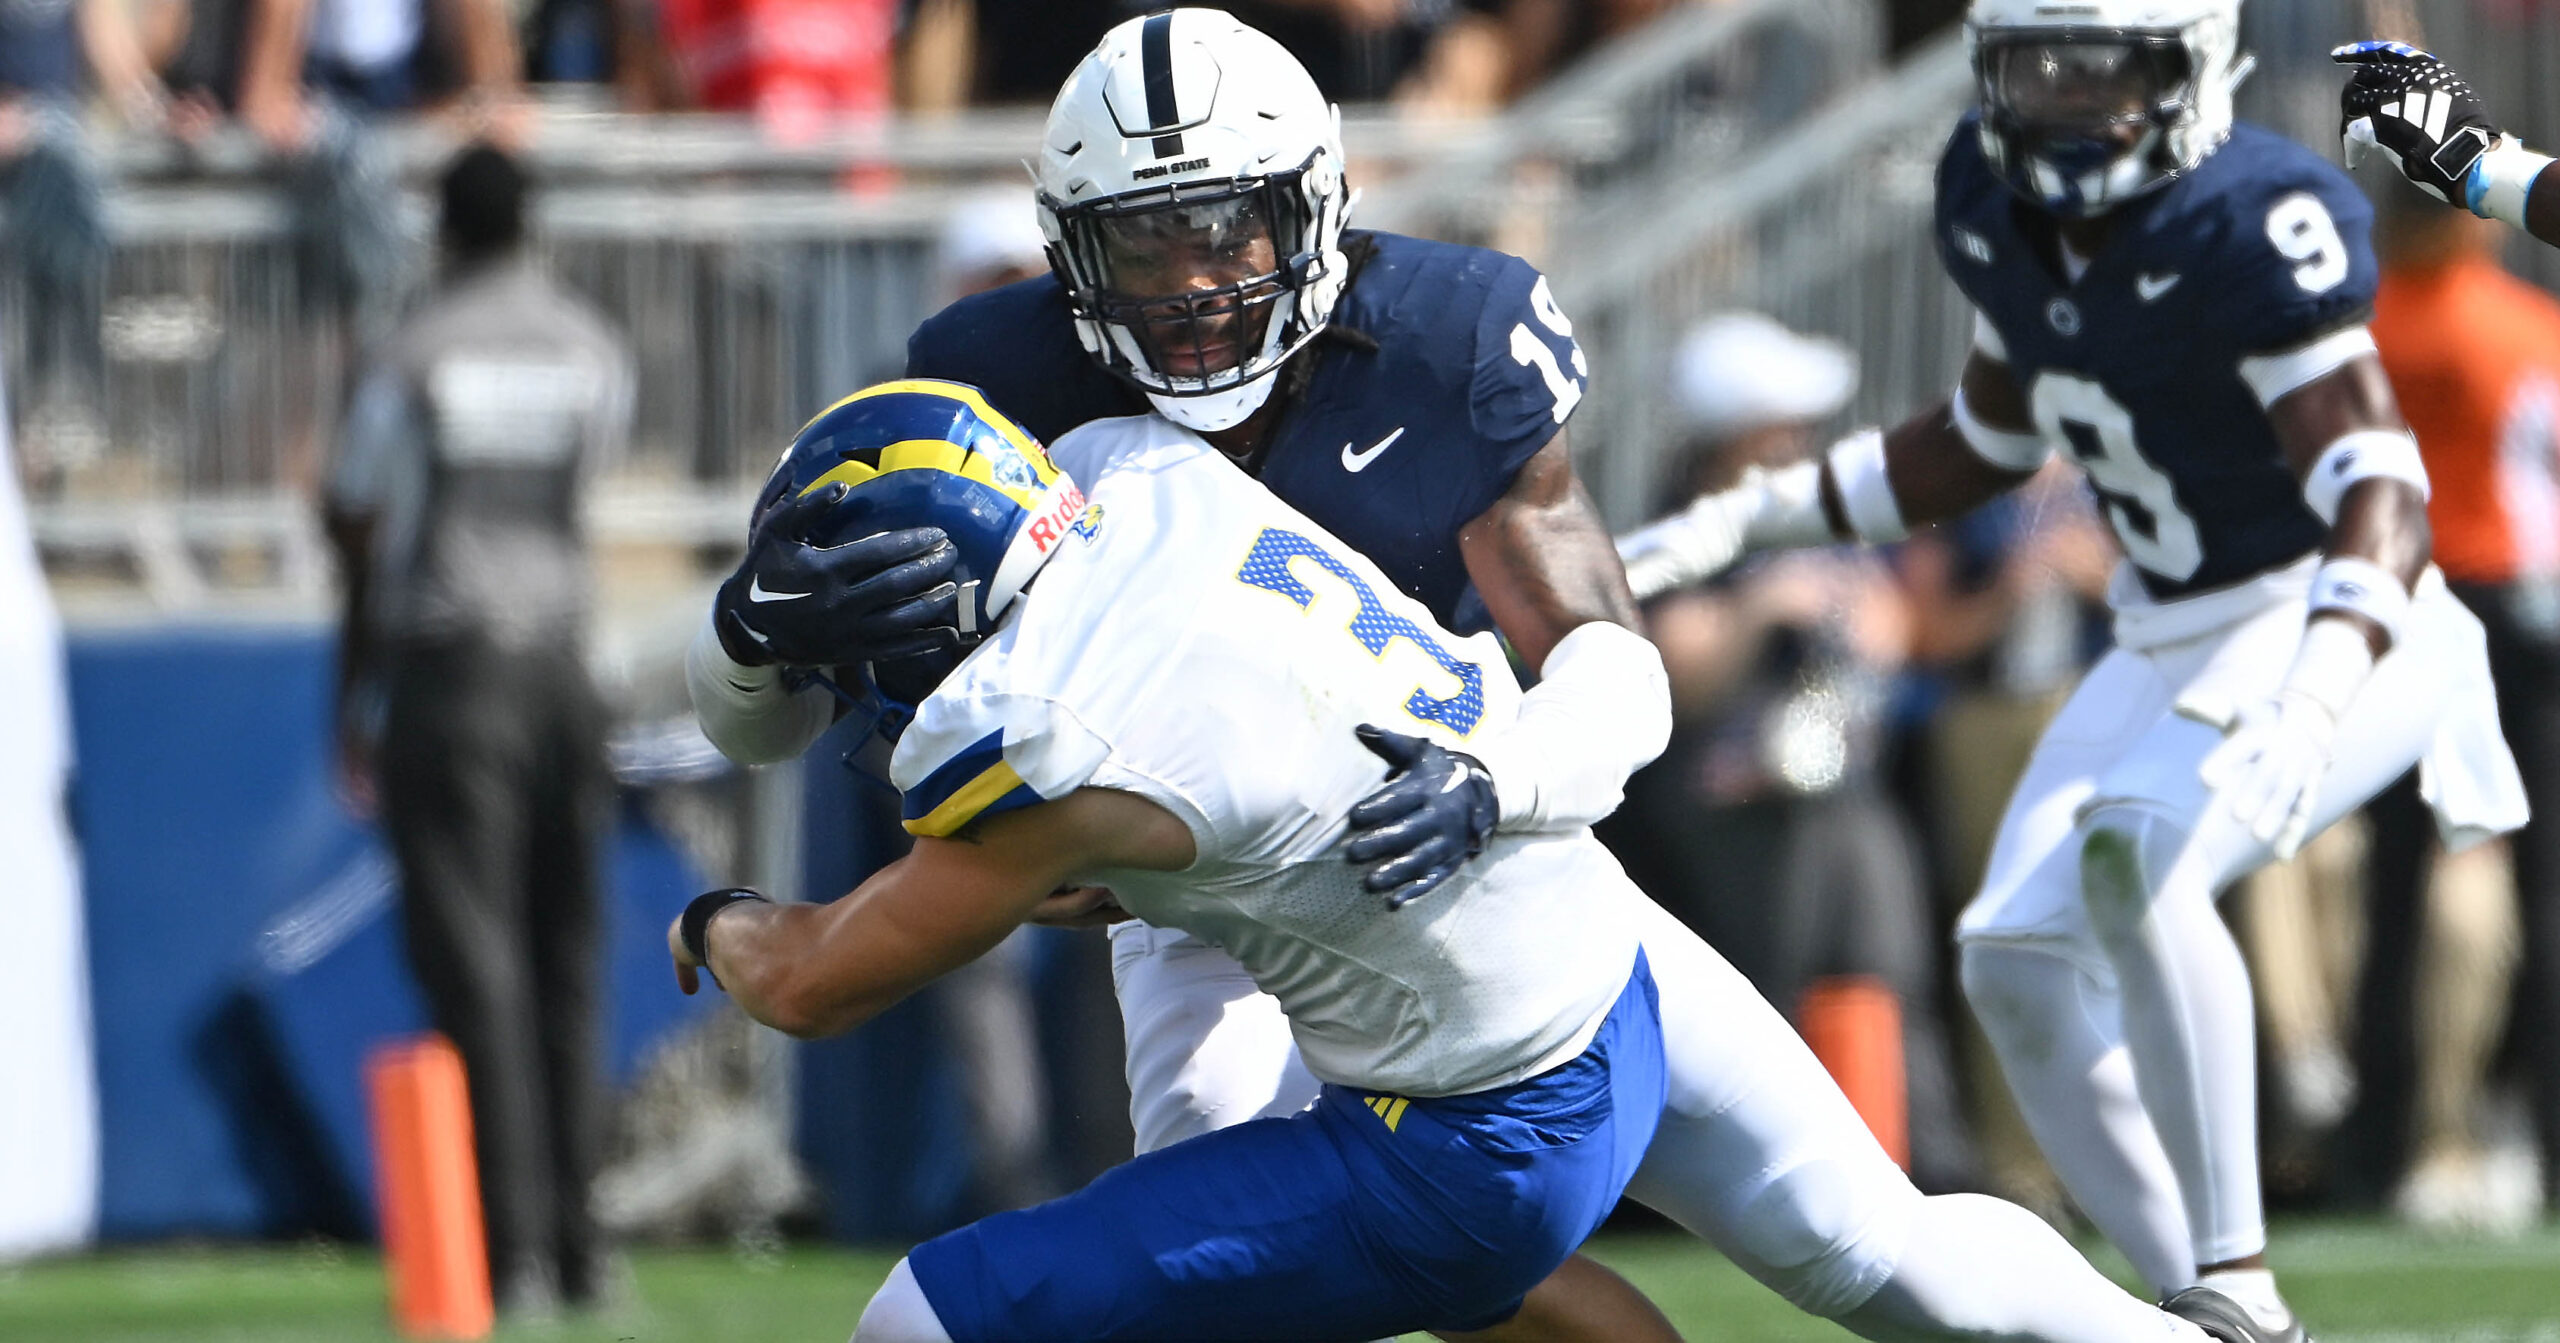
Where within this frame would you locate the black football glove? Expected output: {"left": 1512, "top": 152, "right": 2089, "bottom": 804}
{"left": 2334, "top": 41, "right": 2499, "bottom": 208}
{"left": 714, "top": 481, "right": 964, "bottom": 668}
{"left": 1343, "top": 723, "right": 1498, "bottom": 911}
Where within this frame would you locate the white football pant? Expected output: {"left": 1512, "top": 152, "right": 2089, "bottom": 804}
{"left": 1959, "top": 563, "right": 2513, "bottom": 1289}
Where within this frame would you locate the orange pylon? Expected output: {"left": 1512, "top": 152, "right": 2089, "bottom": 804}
{"left": 366, "top": 1034, "right": 494, "bottom": 1340}
{"left": 1800, "top": 976, "right": 1909, "bottom": 1169}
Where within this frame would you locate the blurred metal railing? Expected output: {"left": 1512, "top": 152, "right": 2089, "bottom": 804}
{"left": 1363, "top": 0, "right": 1884, "bottom": 245}
{"left": 1548, "top": 30, "right": 1974, "bottom": 528}
{"left": 4, "top": 2, "right": 1897, "bottom": 610}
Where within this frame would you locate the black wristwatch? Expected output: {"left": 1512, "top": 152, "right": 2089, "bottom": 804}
{"left": 680, "top": 888, "right": 771, "bottom": 965}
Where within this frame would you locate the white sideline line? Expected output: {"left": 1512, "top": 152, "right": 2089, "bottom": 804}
{"left": 2324, "top": 1319, "right": 2560, "bottom": 1330}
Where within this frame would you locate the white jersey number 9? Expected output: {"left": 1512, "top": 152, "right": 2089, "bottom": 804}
{"left": 2031, "top": 372, "right": 2206, "bottom": 582}
{"left": 2268, "top": 193, "right": 2350, "bottom": 294}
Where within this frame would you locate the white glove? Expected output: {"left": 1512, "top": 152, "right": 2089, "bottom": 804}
{"left": 1619, "top": 488, "right": 1754, "bottom": 600}
{"left": 2184, "top": 618, "right": 2373, "bottom": 861}
{"left": 1615, "top": 461, "right": 1832, "bottom": 601}
{"left": 2193, "top": 691, "right": 2338, "bottom": 860}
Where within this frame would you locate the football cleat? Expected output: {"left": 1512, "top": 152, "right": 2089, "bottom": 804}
{"left": 2162, "top": 1286, "right": 2310, "bottom": 1343}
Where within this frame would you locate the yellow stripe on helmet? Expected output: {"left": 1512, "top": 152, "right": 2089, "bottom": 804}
{"left": 795, "top": 437, "right": 1048, "bottom": 509}
{"left": 792, "top": 379, "right": 1060, "bottom": 491}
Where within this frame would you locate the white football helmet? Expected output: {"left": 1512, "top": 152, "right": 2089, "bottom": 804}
{"left": 1034, "top": 8, "right": 1352, "bottom": 432}
{"left": 1968, "top": 0, "right": 2246, "bottom": 217}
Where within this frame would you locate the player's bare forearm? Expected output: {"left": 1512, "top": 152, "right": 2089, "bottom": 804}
{"left": 2529, "top": 163, "right": 2560, "bottom": 248}
{"left": 682, "top": 788, "right": 1193, "bottom": 1036}
{"left": 2269, "top": 353, "right": 2431, "bottom": 652}
{"left": 1458, "top": 428, "right": 1639, "bottom": 673}
{"left": 1880, "top": 352, "right": 2041, "bottom": 526}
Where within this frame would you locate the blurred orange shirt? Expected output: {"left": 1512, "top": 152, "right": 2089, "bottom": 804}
{"left": 2372, "top": 254, "right": 2560, "bottom": 584}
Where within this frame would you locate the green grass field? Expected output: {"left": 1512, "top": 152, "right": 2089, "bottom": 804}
{"left": 3, "top": 1220, "right": 2556, "bottom": 1341}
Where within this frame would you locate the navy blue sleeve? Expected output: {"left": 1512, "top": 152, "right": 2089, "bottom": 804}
{"left": 904, "top": 277, "right": 1145, "bottom": 445}
{"left": 2207, "top": 150, "right": 2379, "bottom": 356}
{"left": 1931, "top": 117, "right": 2007, "bottom": 326}
{"left": 1466, "top": 255, "right": 1589, "bottom": 494}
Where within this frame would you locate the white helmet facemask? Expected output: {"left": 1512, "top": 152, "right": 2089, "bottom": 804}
{"left": 1035, "top": 9, "right": 1351, "bottom": 428}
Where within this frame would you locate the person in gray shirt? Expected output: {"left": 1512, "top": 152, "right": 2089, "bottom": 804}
{"left": 324, "top": 140, "right": 633, "bottom": 1319}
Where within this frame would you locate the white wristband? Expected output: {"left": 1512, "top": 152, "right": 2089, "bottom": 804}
{"left": 2307, "top": 556, "right": 2412, "bottom": 649}
{"left": 1823, "top": 428, "right": 1907, "bottom": 543}
{"left": 2302, "top": 430, "right": 2430, "bottom": 525}
{"left": 1951, "top": 386, "right": 2051, "bottom": 472}
{"left": 2474, "top": 138, "right": 2555, "bottom": 227}
{"left": 1740, "top": 459, "right": 1836, "bottom": 550}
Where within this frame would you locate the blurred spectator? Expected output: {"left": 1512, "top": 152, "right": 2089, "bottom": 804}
{"left": 324, "top": 143, "right": 635, "bottom": 1318}
{"left": 0, "top": 340, "right": 98, "bottom": 1261}
{"left": 1598, "top": 312, "right": 1977, "bottom": 1192}
{"left": 935, "top": 185, "right": 1047, "bottom": 295}
{"left": 638, "top": 0, "right": 893, "bottom": 132}
{"left": 1893, "top": 457, "right": 2112, "bottom": 1216}
{"left": 895, "top": 0, "right": 1126, "bottom": 108}
{"left": 233, "top": 0, "right": 522, "bottom": 145}
{"left": 1431, "top": 0, "right": 1677, "bottom": 106}
{"left": 1, "top": 0, "right": 172, "bottom": 122}
{"left": 3, "top": 0, "right": 157, "bottom": 436}
{"left": 1225, "top": 0, "right": 1476, "bottom": 101}
{"left": 2342, "top": 185, "right": 2560, "bottom": 1218}
{"left": 906, "top": 0, "right": 1487, "bottom": 109}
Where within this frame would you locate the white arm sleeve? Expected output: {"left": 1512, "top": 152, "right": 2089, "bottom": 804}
{"left": 686, "top": 613, "right": 839, "bottom": 766}
{"left": 1462, "top": 621, "right": 1671, "bottom": 833}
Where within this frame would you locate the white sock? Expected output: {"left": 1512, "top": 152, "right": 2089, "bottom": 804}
{"left": 2196, "top": 1267, "right": 2295, "bottom": 1327}
{"left": 1961, "top": 942, "right": 2197, "bottom": 1293}
{"left": 1841, "top": 1193, "right": 2215, "bottom": 1341}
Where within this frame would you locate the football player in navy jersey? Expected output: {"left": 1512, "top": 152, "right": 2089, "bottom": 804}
{"left": 1622, "top": 2, "right": 2524, "bottom": 1338}
{"left": 688, "top": 9, "right": 2298, "bottom": 1342}
{"left": 2333, "top": 41, "right": 2560, "bottom": 251}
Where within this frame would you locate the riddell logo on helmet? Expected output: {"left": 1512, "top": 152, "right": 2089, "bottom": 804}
{"left": 1025, "top": 482, "right": 1093, "bottom": 554}
{"left": 1132, "top": 157, "right": 1213, "bottom": 181}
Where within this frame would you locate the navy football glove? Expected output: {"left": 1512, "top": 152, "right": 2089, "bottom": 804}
{"left": 2334, "top": 41, "right": 2499, "bottom": 207}
{"left": 1344, "top": 723, "right": 1498, "bottom": 911}
{"left": 714, "top": 481, "right": 964, "bottom": 668}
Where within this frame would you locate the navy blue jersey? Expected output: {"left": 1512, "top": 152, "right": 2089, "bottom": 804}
{"left": 906, "top": 230, "right": 1588, "bottom": 628}
{"left": 1936, "top": 116, "right": 2378, "bottom": 599}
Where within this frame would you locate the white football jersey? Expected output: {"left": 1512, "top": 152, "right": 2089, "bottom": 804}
{"left": 889, "top": 414, "right": 1640, "bottom": 1098}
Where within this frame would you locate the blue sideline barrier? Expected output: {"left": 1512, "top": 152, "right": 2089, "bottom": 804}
{"left": 72, "top": 626, "right": 1127, "bottom": 1245}
{"left": 70, "top": 626, "right": 712, "bottom": 1239}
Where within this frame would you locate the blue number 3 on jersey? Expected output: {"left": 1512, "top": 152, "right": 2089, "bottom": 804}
{"left": 1237, "top": 528, "right": 1487, "bottom": 736}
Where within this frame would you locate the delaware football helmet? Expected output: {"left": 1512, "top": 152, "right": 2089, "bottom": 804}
{"left": 754, "top": 379, "right": 1086, "bottom": 707}
{"left": 1034, "top": 8, "right": 1352, "bottom": 432}
{"left": 1968, "top": 0, "right": 2245, "bottom": 217}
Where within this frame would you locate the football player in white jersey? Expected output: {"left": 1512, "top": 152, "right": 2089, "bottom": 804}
{"left": 678, "top": 379, "right": 2291, "bottom": 1343}
{"left": 1620, "top": 2, "right": 2528, "bottom": 1337}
